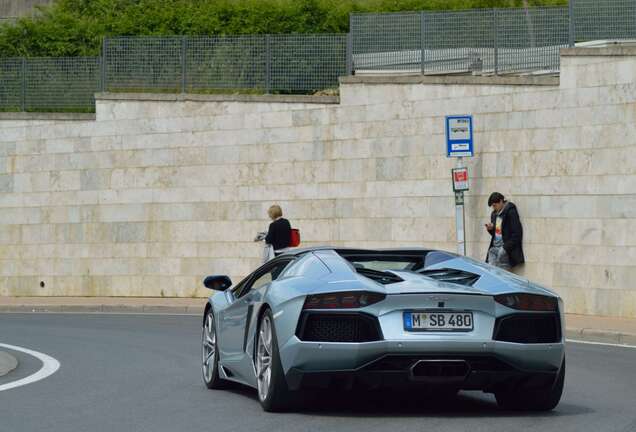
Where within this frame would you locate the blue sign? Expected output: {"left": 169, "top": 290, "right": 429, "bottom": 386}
{"left": 445, "top": 115, "right": 474, "bottom": 157}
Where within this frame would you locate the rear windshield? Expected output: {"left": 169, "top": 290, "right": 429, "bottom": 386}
{"left": 338, "top": 251, "right": 455, "bottom": 273}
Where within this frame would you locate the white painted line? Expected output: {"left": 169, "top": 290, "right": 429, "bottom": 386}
{"left": 0, "top": 343, "right": 60, "bottom": 392}
{"left": 567, "top": 339, "right": 636, "bottom": 349}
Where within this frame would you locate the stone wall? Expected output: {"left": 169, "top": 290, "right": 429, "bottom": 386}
{"left": 1, "top": 47, "right": 635, "bottom": 318}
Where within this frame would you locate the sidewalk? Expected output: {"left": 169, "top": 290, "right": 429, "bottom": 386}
{"left": 0, "top": 350, "right": 18, "bottom": 377}
{"left": 1, "top": 297, "right": 635, "bottom": 346}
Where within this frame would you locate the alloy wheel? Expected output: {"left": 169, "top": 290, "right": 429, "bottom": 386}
{"left": 256, "top": 315, "right": 273, "bottom": 401}
{"left": 202, "top": 314, "right": 216, "bottom": 383}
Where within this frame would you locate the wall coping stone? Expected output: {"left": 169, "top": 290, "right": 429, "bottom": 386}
{"left": 561, "top": 46, "right": 636, "bottom": 56}
{"left": 340, "top": 74, "right": 559, "bottom": 86}
{"left": 0, "top": 112, "right": 96, "bottom": 121}
{"left": 95, "top": 92, "right": 340, "bottom": 104}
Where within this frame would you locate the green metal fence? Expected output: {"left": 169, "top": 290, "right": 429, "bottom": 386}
{"left": 351, "top": 0, "right": 636, "bottom": 75}
{"left": 0, "top": 34, "right": 347, "bottom": 112}
{"left": 0, "top": 57, "right": 101, "bottom": 112}
{"left": 103, "top": 34, "right": 347, "bottom": 94}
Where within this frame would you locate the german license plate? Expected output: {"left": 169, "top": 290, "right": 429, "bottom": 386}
{"left": 403, "top": 311, "right": 473, "bottom": 331}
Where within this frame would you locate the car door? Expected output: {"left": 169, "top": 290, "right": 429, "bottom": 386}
{"left": 218, "top": 259, "right": 293, "bottom": 364}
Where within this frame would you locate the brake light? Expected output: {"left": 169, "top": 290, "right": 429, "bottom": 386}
{"left": 303, "top": 292, "right": 385, "bottom": 309}
{"left": 494, "top": 293, "right": 557, "bottom": 312}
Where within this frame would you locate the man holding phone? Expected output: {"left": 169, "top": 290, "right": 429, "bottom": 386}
{"left": 485, "top": 192, "right": 525, "bottom": 270}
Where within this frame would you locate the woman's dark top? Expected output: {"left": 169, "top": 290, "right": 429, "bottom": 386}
{"left": 265, "top": 218, "right": 292, "bottom": 251}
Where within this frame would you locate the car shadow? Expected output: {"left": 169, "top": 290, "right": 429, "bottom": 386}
{"left": 218, "top": 384, "right": 592, "bottom": 418}
{"left": 293, "top": 390, "right": 592, "bottom": 418}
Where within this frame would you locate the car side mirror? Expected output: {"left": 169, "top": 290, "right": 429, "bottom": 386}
{"left": 203, "top": 275, "right": 232, "bottom": 291}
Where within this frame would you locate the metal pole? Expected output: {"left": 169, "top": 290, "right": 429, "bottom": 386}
{"left": 420, "top": 11, "right": 426, "bottom": 75}
{"left": 180, "top": 36, "right": 187, "bottom": 93}
{"left": 101, "top": 38, "right": 108, "bottom": 92}
{"left": 568, "top": 0, "right": 575, "bottom": 47}
{"left": 265, "top": 35, "right": 272, "bottom": 94}
{"left": 455, "top": 157, "right": 466, "bottom": 256}
{"left": 346, "top": 32, "right": 353, "bottom": 76}
{"left": 493, "top": 9, "right": 499, "bottom": 76}
{"left": 20, "top": 58, "right": 26, "bottom": 112}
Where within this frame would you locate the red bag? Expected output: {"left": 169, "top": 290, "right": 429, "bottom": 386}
{"left": 290, "top": 229, "right": 301, "bottom": 247}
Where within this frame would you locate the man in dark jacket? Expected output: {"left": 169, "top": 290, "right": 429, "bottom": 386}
{"left": 485, "top": 192, "right": 525, "bottom": 270}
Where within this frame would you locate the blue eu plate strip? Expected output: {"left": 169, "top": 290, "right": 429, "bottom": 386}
{"left": 403, "top": 311, "right": 412, "bottom": 330}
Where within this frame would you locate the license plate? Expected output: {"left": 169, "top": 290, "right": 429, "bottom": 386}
{"left": 404, "top": 311, "right": 473, "bottom": 331}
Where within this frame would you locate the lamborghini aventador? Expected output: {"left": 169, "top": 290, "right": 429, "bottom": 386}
{"left": 200, "top": 247, "right": 565, "bottom": 412}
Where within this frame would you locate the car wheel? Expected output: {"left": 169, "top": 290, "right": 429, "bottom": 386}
{"left": 255, "top": 309, "right": 293, "bottom": 412}
{"left": 495, "top": 359, "right": 565, "bottom": 411}
{"left": 202, "top": 310, "right": 227, "bottom": 389}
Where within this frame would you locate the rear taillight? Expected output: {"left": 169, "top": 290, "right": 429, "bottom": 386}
{"left": 494, "top": 293, "right": 557, "bottom": 312}
{"left": 303, "top": 292, "right": 385, "bottom": 309}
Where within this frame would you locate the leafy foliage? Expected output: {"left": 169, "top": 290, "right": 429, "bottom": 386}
{"left": 0, "top": 0, "right": 566, "bottom": 57}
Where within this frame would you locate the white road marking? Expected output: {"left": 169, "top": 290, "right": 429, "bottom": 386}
{"left": 0, "top": 343, "right": 60, "bottom": 392}
{"left": 567, "top": 339, "right": 636, "bottom": 349}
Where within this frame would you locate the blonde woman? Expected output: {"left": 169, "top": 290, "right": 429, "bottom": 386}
{"left": 265, "top": 205, "right": 292, "bottom": 257}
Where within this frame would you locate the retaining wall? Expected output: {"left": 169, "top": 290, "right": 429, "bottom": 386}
{"left": 1, "top": 47, "right": 635, "bottom": 318}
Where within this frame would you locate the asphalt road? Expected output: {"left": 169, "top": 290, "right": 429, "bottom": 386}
{"left": 1, "top": 313, "right": 635, "bottom": 432}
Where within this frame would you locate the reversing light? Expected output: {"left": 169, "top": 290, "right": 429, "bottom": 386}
{"left": 303, "top": 292, "right": 386, "bottom": 309}
{"left": 494, "top": 293, "right": 557, "bottom": 312}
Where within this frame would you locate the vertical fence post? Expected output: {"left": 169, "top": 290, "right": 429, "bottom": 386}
{"left": 181, "top": 36, "right": 187, "bottom": 93}
{"left": 493, "top": 9, "right": 499, "bottom": 76}
{"left": 420, "top": 11, "right": 426, "bottom": 75}
{"left": 346, "top": 32, "right": 353, "bottom": 75}
{"left": 568, "top": 0, "right": 575, "bottom": 47}
{"left": 20, "top": 57, "right": 26, "bottom": 112}
{"left": 101, "top": 37, "right": 108, "bottom": 92}
{"left": 265, "top": 34, "right": 272, "bottom": 94}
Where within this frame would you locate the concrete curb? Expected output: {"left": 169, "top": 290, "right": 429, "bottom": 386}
{"left": 3, "top": 304, "right": 636, "bottom": 347}
{"left": 0, "top": 351, "right": 18, "bottom": 377}
{"left": 0, "top": 305, "right": 200, "bottom": 315}
{"left": 565, "top": 328, "right": 636, "bottom": 346}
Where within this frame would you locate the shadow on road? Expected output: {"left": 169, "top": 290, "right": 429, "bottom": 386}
{"left": 223, "top": 385, "right": 592, "bottom": 418}
{"left": 298, "top": 390, "right": 593, "bottom": 418}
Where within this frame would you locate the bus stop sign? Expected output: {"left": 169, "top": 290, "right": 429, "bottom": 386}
{"left": 446, "top": 115, "right": 474, "bottom": 157}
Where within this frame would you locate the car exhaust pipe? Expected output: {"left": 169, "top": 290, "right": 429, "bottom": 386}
{"left": 409, "top": 360, "right": 470, "bottom": 383}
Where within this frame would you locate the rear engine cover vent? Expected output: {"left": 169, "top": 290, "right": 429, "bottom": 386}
{"left": 419, "top": 268, "right": 480, "bottom": 286}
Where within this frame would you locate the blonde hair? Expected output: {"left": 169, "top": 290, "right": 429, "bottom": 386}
{"left": 268, "top": 204, "right": 283, "bottom": 220}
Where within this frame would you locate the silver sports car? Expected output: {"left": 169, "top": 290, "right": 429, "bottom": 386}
{"left": 200, "top": 247, "right": 565, "bottom": 412}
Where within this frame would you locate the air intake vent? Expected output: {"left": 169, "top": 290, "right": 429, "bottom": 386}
{"left": 297, "top": 312, "right": 382, "bottom": 342}
{"left": 355, "top": 268, "right": 404, "bottom": 285}
{"left": 419, "top": 268, "right": 480, "bottom": 286}
{"left": 494, "top": 314, "right": 561, "bottom": 344}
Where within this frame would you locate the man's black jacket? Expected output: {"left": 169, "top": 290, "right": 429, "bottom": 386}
{"left": 486, "top": 202, "right": 525, "bottom": 267}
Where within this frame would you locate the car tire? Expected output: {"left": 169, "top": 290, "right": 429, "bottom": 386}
{"left": 255, "top": 308, "right": 293, "bottom": 412}
{"left": 495, "top": 359, "right": 565, "bottom": 411}
{"left": 202, "top": 310, "right": 227, "bottom": 389}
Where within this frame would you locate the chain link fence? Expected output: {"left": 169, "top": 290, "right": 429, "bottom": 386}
{"left": 352, "top": 6, "right": 569, "bottom": 75}
{"left": 573, "top": 0, "right": 636, "bottom": 41}
{"left": 352, "top": 0, "right": 636, "bottom": 76}
{"left": 104, "top": 34, "right": 347, "bottom": 94}
{"left": 0, "top": 57, "right": 101, "bottom": 112}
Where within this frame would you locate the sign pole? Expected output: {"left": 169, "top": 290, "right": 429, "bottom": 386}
{"left": 455, "top": 157, "right": 466, "bottom": 256}
{"left": 445, "top": 115, "right": 473, "bottom": 257}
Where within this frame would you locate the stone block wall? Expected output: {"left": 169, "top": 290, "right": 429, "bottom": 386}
{"left": 1, "top": 47, "right": 635, "bottom": 318}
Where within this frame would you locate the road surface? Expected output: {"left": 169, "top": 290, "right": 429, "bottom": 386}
{"left": 1, "top": 313, "right": 635, "bottom": 432}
